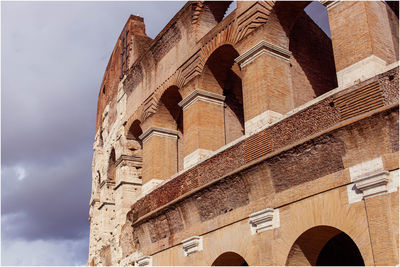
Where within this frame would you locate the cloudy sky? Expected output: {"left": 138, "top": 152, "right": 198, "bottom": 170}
{"left": 1, "top": 1, "right": 328, "bottom": 265}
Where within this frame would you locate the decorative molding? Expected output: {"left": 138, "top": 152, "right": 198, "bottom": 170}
{"left": 115, "top": 155, "right": 142, "bottom": 168}
{"left": 249, "top": 208, "right": 279, "bottom": 234}
{"left": 353, "top": 171, "right": 389, "bottom": 198}
{"left": 235, "top": 1, "right": 274, "bottom": 42}
{"left": 137, "top": 256, "right": 152, "bottom": 266}
{"left": 139, "top": 127, "right": 179, "bottom": 144}
{"left": 182, "top": 236, "right": 203, "bottom": 256}
{"left": 347, "top": 157, "right": 393, "bottom": 202}
{"left": 235, "top": 40, "right": 291, "bottom": 68}
{"left": 178, "top": 89, "right": 225, "bottom": 111}
{"left": 142, "top": 93, "right": 158, "bottom": 121}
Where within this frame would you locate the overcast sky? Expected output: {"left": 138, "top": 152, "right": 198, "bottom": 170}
{"left": 1, "top": 1, "right": 329, "bottom": 265}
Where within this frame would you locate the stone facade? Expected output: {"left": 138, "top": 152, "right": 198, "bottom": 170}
{"left": 88, "top": 1, "right": 399, "bottom": 266}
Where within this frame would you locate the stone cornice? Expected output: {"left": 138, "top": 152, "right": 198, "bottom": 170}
{"left": 235, "top": 40, "right": 292, "bottom": 67}
{"left": 178, "top": 89, "right": 226, "bottom": 111}
{"left": 139, "top": 126, "right": 179, "bottom": 144}
{"left": 115, "top": 155, "right": 142, "bottom": 168}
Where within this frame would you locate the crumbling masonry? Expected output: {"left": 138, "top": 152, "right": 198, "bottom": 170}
{"left": 88, "top": 1, "right": 399, "bottom": 265}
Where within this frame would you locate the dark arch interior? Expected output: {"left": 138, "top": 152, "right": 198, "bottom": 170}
{"left": 159, "top": 86, "right": 184, "bottom": 171}
{"left": 107, "top": 149, "right": 116, "bottom": 180}
{"left": 286, "top": 226, "right": 365, "bottom": 266}
{"left": 202, "top": 44, "right": 244, "bottom": 144}
{"left": 212, "top": 252, "right": 248, "bottom": 266}
{"left": 316, "top": 232, "right": 365, "bottom": 266}
{"left": 127, "top": 119, "right": 143, "bottom": 148}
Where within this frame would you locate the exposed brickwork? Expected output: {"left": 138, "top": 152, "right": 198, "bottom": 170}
{"left": 194, "top": 174, "right": 250, "bottom": 221}
{"left": 151, "top": 22, "right": 182, "bottom": 62}
{"left": 268, "top": 134, "right": 346, "bottom": 192}
{"left": 124, "top": 64, "right": 143, "bottom": 94}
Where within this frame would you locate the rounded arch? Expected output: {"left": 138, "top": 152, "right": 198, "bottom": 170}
{"left": 150, "top": 85, "right": 184, "bottom": 171}
{"left": 200, "top": 44, "right": 244, "bottom": 144}
{"left": 285, "top": 225, "right": 364, "bottom": 266}
{"left": 126, "top": 119, "right": 143, "bottom": 148}
{"left": 272, "top": 1, "right": 338, "bottom": 107}
{"left": 212, "top": 251, "right": 248, "bottom": 266}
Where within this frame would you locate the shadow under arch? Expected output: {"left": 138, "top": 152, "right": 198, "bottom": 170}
{"left": 286, "top": 225, "right": 365, "bottom": 266}
{"left": 212, "top": 251, "right": 248, "bottom": 266}
{"left": 200, "top": 44, "right": 244, "bottom": 144}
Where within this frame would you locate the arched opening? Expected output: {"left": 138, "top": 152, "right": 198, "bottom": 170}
{"left": 159, "top": 86, "right": 184, "bottom": 171}
{"left": 212, "top": 252, "right": 248, "bottom": 266}
{"left": 201, "top": 44, "right": 244, "bottom": 144}
{"left": 286, "top": 225, "right": 364, "bottom": 266}
{"left": 127, "top": 119, "right": 143, "bottom": 149}
{"left": 107, "top": 148, "right": 116, "bottom": 180}
{"left": 274, "top": 1, "right": 338, "bottom": 108}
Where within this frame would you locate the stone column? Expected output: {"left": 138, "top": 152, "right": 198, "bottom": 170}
{"left": 178, "top": 90, "right": 225, "bottom": 169}
{"left": 139, "top": 127, "right": 179, "bottom": 191}
{"left": 235, "top": 40, "right": 292, "bottom": 135}
{"left": 323, "top": 1, "right": 397, "bottom": 88}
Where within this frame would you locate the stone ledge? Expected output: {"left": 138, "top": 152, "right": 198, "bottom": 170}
{"left": 178, "top": 89, "right": 225, "bottom": 110}
{"left": 115, "top": 154, "right": 142, "bottom": 168}
{"left": 235, "top": 40, "right": 291, "bottom": 67}
{"left": 139, "top": 126, "right": 179, "bottom": 144}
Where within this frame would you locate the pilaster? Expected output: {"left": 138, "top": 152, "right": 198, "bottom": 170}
{"left": 235, "top": 40, "right": 291, "bottom": 134}
{"left": 139, "top": 127, "right": 179, "bottom": 185}
{"left": 179, "top": 90, "right": 225, "bottom": 169}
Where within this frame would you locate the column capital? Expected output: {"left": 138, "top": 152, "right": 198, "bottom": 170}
{"left": 115, "top": 154, "right": 142, "bottom": 168}
{"left": 139, "top": 126, "right": 179, "bottom": 144}
{"left": 178, "top": 89, "right": 225, "bottom": 111}
{"left": 235, "top": 40, "right": 291, "bottom": 68}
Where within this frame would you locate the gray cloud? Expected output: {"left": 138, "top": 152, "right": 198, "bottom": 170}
{"left": 1, "top": 1, "right": 184, "bottom": 265}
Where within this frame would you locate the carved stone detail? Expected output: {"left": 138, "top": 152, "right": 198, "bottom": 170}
{"left": 182, "top": 236, "right": 203, "bottom": 256}
{"left": 249, "top": 208, "right": 279, "bottom": 234}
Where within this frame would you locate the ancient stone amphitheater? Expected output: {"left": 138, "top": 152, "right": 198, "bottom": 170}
{"left": 88, "top": 1, "right": 399, "bottom": 265}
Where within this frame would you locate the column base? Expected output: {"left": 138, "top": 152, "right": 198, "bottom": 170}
{"left": 245, "top": 110, "right": 282, "bottom": 135}
{"left": 337, "top": 55, "right": 387, "bottom": 89}
{"left": 183, "top": 149, "right": 213, "bottom": 169}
